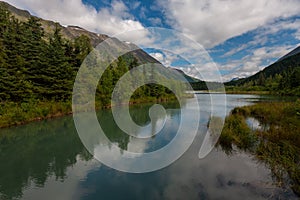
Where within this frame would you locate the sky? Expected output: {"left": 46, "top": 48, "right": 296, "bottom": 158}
{"left": 4, "top": 0, "right": 300, "bottom": 81}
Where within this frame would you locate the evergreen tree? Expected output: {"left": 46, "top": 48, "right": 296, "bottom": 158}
{"left": 42, "top": 25, "right": 73, "bottom": 100}
{"left": 0, "top": 5, "right": 179, "bottom": 104}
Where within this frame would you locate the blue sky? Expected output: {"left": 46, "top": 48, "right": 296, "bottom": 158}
{"left": 5, "top": 0, "right": 300, "bottom": 81}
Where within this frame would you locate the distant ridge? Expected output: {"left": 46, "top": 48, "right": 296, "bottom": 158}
{"left": 227, "top": 45, "right": 300, "bottom": 86}
{"left": 277, "top": 46, "right": 300, "bottom": 62}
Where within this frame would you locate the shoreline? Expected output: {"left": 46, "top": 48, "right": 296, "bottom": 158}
{"left": 0, "top": 96, "right": 180, "bottom": 129}
{"left": 0, "top": 92, "right": 296, "bottom": 130}
{"left": 1, "top": 111, "right": 74, "bottom": 129}
{"left": 190, "top": 90, "right": 271, "bottom": 95}
{"left": 224, "top": 90, "right": 270, "bottom": 95}
{"left": 217, "top": 100, "right": 300, "bottom": 196}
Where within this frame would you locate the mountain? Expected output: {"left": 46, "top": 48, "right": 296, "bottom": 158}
{"left": 230, "top": 77, "right": 241, "bottom": 82}
{"left": 227, "top": 45, "right": 300, "bottom": 86}
{"left": 169, "top": 68, "right": 200, "bottom": 83}
{"left": 0, "top": 1, "right": 202, "bottom": 103}
{"left": 0, "top": 1, "right": 104, "bottom": 44}
{"left": 0, "top": 1, "right": 158, "bottom": 65}
{"left": 0, "top": 0, "right": 202, "bottom": 92}
{"left": 277, "top": 46, "right": 300, "bottom": 62}
{"left": 0, "top": 1, "right": 31, "bottom": 19}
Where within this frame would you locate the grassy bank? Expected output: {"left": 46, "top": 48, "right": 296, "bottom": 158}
{"left": 225, "top": 90, "right": 271, "bottom": 95}
{"left": 217, "top": 100, "right": 300, "bottom": 196}
{"left": 0, "top": 93, "right": 181, "bottom": 129}
{"left": 225, "top": 86, "right": 271, "bottom": 95}
{"left": 0, "top": 100, "right": 72, "bottom": 128}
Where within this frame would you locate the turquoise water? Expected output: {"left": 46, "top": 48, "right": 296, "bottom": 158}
{"left": 0, "top": 94, "right": 297, "bottom": 200}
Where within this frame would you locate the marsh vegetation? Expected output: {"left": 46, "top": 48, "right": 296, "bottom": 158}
{"left": 217, "top": 100, "right": 300, "bottom": 196}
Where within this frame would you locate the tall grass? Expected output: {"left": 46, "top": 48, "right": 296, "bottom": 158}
{"left": 217, "top": 100, "right": 300, "bottom": 196}
{"left": 0, "top": 93, "right": 180, "bottom": 129}
{"left": 0, "top": 100, "right": 72, "bottom": 128}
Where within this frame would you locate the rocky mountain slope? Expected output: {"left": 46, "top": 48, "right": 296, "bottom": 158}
{"left": 0, "top": 1, "right": 158, "bottom": 64}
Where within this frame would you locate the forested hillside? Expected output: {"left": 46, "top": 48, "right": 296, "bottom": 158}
{"left": 0, "top": 9, "right": 90, "bottom": 101}
{"left": 0, "top": 5, "right": 180, "bottom": 128}
{"left": 226, "top": 46, "right": 300, "bottom": 96}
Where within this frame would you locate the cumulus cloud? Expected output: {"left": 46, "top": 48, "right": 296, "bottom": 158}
{"left": 159, "top": 0, "right": 300, "bottom": 48}
{"left": 4, "top": 0, "right": 147, "bottom": 42}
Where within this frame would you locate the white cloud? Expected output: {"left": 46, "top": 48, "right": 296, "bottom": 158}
{"left": 246, "top": 46, "right": 294, "bottom": 65}
{"left": 148, "top": 17, "right": 162, "bottom": 26}
{"left": 261, "top": 18, "right": 300, "bottom": 36}
{"left": 159, "top": 0, "right": 300, "bottom": 48}
{"left": 223, "top": 44, "right": 248, "bottom": 57}
{"left": 130, "top": 1, "right": 141, "bottom": 10}
{"left": 149, "top": 52, "right": 164, "bottom": 62}
{"left": 222, "top": 45, "right": 295, "bottom": 81}
{"left": 295, "top": 32, "right": 300, "bottom": 41}
{"left": 149, "top": 51, "right": 177, "bottom": 68}
{"left": 4, "top": 0, "right": 147, "bottom": 42}
{"left": 138, "top": 6, "right": 147, "bottom": 19}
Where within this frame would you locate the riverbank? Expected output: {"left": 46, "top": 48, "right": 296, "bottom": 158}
{"left": 190, "top": 89, "right": 271, "bottom": 95}
{"left": 225, "top": 90, "right": 270, "bottom": 95}
{"left": 217, "top": 100, "right": 300, "bottom": 196}
{"left": 225, "top": 85, "right": 300, "bottom": 96}
{"left": 0, "top": 94, "right": 181, "bottom": 129}
{"left": 0, "top": 101, "right": 72, "bottom": 129}
{"left": 225, "top": 86, "right": 270, "bottom": 95}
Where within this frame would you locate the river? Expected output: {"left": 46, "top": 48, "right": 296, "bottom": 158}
{"left": 0, "top": 94, "right": 297, "bottom": 199}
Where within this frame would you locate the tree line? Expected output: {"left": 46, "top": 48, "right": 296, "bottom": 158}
{"left": 0, "top": 6, "right": 177, "bottom": 106}
{"left": 225, "top": 66, "right": 300, "bottom": 96}
{"left": 0, "top": 6, "right": 91, "bottom": 101}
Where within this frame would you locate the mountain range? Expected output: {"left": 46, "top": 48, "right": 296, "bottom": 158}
{"left": 1, "top": 1, "right": 299, "bottom": 90}
{"left": 0, "top": 1, "right": 159, "bottom": 65}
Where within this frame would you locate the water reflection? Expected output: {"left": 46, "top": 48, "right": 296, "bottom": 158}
{"left": 0, "top": 94, "right": 297, "bottom": 199}
{"left": 246, "top": 117, "right": 270, "bottom": 132}
{"left": 217, "top": 102, "right": 300, "bottom": 197}
{"left": 0, "top": 116, "right": 91, "bottom": 200}
{"left": 98, "top": 102, "right": 181, "bottom": 153}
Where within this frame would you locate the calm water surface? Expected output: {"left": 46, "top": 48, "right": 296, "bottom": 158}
{"left": 0, "top": 94, "right": 297, "bottom": 200}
